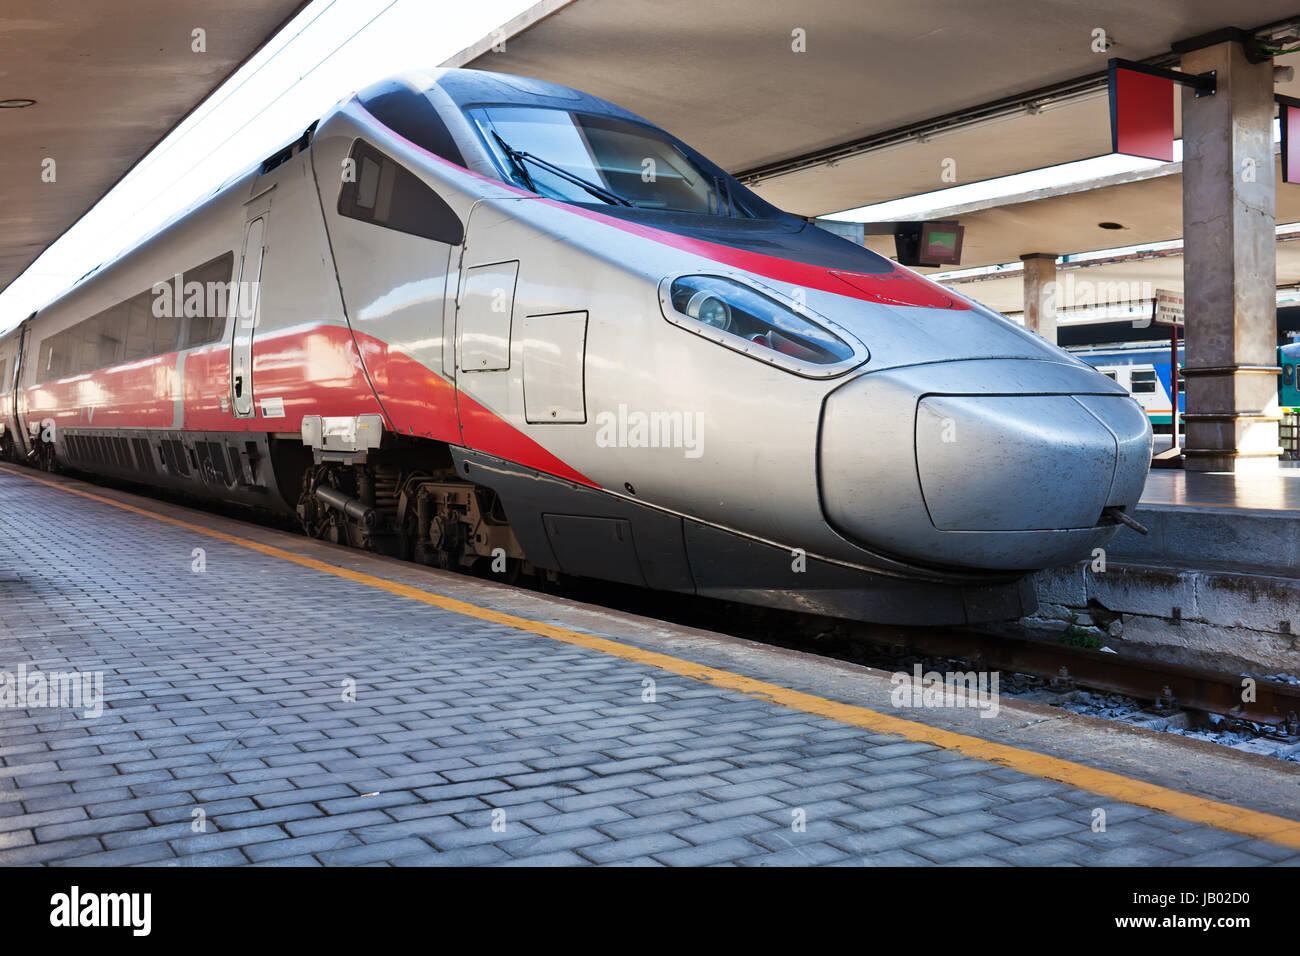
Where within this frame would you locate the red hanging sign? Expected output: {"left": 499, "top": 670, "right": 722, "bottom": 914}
{"left": 1109, "top": 63, "right": 1175, "bottom": 162}
{"left": 1281, "top": 96, "right": 1300, "bottom": 184}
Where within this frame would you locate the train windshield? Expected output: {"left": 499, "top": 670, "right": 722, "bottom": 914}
{"left": 469, "top": 106, "right": 761, "bottom": 217}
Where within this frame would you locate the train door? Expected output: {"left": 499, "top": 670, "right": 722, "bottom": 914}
{"left": 452, "top": 198, "right": 520, "bottom": 449}
{"left": 316, "top": 137, "right": 463, "bottom": 441}
{"left": 442, "top": 241, "right": 463, "bottom": 387}
{"left": 8, "top": 319, "right": 32, "bottom": 459}
{"left": 231, "top": 215, "right": 267, "bottom": 418}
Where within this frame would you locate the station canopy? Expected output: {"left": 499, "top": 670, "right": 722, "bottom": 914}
{"left": 0, "top": 0, "right": 308, "bottom": 293}
{"left": 447, "top": 0, "right": 1300, "bottom": 311}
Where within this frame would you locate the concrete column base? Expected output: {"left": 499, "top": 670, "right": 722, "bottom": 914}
{"left": 1181, "top": 365, "right": 1282, "bottom": 471}
{"left": 1183, "top": 453, "right": 1281, "bottom": 473}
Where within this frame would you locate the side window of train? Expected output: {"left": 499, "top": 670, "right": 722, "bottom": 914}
{"left": 1131, "top": 368, "right": 1157, "bottom": 393}
{"left": 337, "top": 140, "right": 464, "bottom": 244}
{"left": 33, "top": 250, "right": 235, "bottom": 383}
{"left": 1286, "top": 364, "right": 1295, "bottom": 386}
{"left": 181, "top": 252, "right": 236, "bottom": 349}
{"left": 123, "top": 290, "right": 156, "bottom": 361}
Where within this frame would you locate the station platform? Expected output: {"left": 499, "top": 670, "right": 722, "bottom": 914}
{"left": 1116, "top": 465, "right": 1300, "bottom": 574}
{"left": 1141, "top": 465, "right": 1300, "bottom": 513}
{"left": 1030, "top": 463, "right": 1300, "bottom": 673}
{"left": 1, "top": 464, "right": 1299, "bottom": 867}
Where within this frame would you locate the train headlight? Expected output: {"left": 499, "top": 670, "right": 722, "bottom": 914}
{"left": 660, "top": 274, "right": 867, "bottom": 378}
{"left": 686, "top": 291, "right": 732, "bottom": 330}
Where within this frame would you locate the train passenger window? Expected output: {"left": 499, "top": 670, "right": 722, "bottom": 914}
{"left": 52, "top": 334, "right": 67, "bottom": 378}
{"left": 38, "top": 339, "right": 54, "bottom": 379}
{"left": 181, "top": 252, "right": 236, "bottom": 349}
{"left": 74, "top": 319, "right": 96, "bottom": 372}
{"left": 68, "top": 321, "right": 95, "bottom": 375}
{"left": 1286, "top": 364, "right": 1295, "bottom": 386}
{"left": 338, "top": 139, "right": 464, "bottom": 244}
{"left": 93, "top": 307, "right": 127, "bottom": 369}
{"left": 1131, "top": 368, "right": 1157, "bottom": 393}
{"left": 0, "top": 357, "right": 8, "bottom": 393}
{"left": 53, "top": 333, "right": 67, "bottom": 378}
{"left": 151, "top": 313, "right": 180, "bottom": 355}
{"left": 61, "top": 330, "right": 79, "bottom": 377}
{"left": 123, "top": 292, "right": 154, "bottom": 361}
{"left": 34, "top": 250, "right": 234, "bottom": 382}
{"left": 62, "top": 329, "right": 80, "bottom": 376}
{"left": 1102, "top": 370, "right": 1118, "bottom": 380}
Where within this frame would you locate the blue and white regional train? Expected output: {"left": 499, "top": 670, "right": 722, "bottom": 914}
{"left": 1074, "top": 344, "right": 1186, "bottom": 428}
{"left": 1075, "top": 341, "right": 1300, "bottom": 429}
{"left": 0, "top": 69, "right": 1153, "bottom": 625}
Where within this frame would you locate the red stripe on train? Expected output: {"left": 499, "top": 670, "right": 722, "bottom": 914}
{"left": 23, "top": 323, "right": 596, "bottom": 488}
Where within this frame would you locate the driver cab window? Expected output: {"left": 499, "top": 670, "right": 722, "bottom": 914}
{"left": 470, "top": 105, "right": 761, "bottom": 217}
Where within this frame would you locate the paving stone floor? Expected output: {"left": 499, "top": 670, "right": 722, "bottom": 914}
{"left": 1, "top": 469, "right": 1295, "bottom": 867}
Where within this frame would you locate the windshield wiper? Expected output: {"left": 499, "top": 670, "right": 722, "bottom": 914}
{"left": 492, "top": 130, "right": 632, "bottom": 206}
{"left": 491, "top": 131, "right": 537, "bottom": 192}
{"left": 712, "top": 176, "right": 731, "bottom": 216}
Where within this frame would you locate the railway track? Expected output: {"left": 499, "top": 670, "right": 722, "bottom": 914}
{"left": 852, "top": 625, "right": 1300, "bottom": 733}
{"left": 557, "top": 576, "right": 1300, "bottom": 738}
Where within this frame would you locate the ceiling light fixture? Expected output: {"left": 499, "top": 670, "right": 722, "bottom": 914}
{"left": 0, "top": 98, "right": 36, "bottom": 109}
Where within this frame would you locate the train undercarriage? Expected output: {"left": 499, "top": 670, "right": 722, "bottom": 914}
{"left": 296, "top": 450, "right": 539, "bottom": 583}
{"left": 1, "top": 422, "right": 1039, "bottom": 627}
{"left": 0, "top": 421, "right": 542, "bottom": 584}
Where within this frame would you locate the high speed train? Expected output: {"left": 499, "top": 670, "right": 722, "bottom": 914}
{"left": 1075, "top": 341, "right": 1300, "bottom": 428}
{"left": 0, "top": 68, "right": 1153, "bottom": 626}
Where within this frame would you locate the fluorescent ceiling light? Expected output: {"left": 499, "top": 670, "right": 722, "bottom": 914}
{"left": 0, "top": 0, "right": 537, "bottom": 334}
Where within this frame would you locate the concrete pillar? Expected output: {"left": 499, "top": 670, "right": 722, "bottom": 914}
{"left": 1020, "top": 253, "right": 1058, "bottom": 344}
{"left": 1180, "top": 39, "right": 1281, "bottom": 472}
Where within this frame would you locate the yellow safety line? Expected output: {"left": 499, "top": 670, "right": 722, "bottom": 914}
{"left": 5, "top": 463, "right": 1300, "bottom": 849}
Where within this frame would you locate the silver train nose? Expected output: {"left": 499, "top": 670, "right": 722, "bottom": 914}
{"left": 819, "top": 358, "right": 1152, "bottom": 571}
